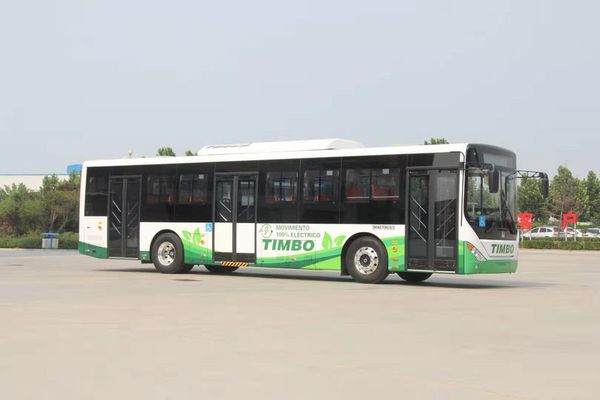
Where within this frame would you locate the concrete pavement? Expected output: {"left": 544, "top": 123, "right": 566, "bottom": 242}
{"left": 1, "top": 249, "right": 599, "bottom": 399}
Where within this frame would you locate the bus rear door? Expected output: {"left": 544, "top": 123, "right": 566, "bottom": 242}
{"left": 213, "top": 174, "right": 257, "bottom": 263}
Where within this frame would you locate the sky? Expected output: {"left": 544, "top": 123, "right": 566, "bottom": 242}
{"left": 1, "top": 0, "right": 599, "bottom": 177}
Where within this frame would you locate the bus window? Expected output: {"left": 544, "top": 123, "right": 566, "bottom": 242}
{"left": 303, "top": 169, "right": 339, "bottom": 203}
{"left": 216, "top": 180, "right": 233, "bottom": 222}
{"left": 266, "top": 172, "right": 298, "bottom": 204}
{"left": 344, "top": 169, "right": 370, "bottom": 201}
{"left": 84, "top": 168, "right": 109, "bottom": 216}
{"left": 147, "top": 176, "right": 176, "bottom": 205}
{"left": 371, "top": 168, "right": 400, "bottom": 200}
{"left": 178, "top": 174, "right": 208, "bottom": 205}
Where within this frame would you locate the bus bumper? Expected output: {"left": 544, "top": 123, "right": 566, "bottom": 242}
{"left": 461, "top": 244, "right": 518, "bottom": 274}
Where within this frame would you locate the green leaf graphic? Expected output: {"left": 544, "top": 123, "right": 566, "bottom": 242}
{"left": 193, "top": 228, "right": 202, "bottom": 245}
{"left": 334, "top": 235, "right": 346, "bottom": 247}
{"left": 322, "top": 232, "right": 332, "bottom": 250}
{"left": 182, "top": 230, "right": 192, "bottom": 241}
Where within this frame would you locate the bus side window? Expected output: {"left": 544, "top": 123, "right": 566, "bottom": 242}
{"left": 371, "top": 168, "right": 400, "bottom": 200}
{"left": 303, "top": 169, "right": 339, "bottom": 203}
{"left": 341, "top": 155, "right": 406, "bottom": 225}
{"left": 344, "top": 168, "right": 370, "bottom": 201}
{"left": 178, "top": 174, "right": 208, "bottom": 205}
{"left": 84, "top": 168, "right": 109, "bottom": 216}
{"left": 266, "top": 172, "right": 298, "bottom": 204}
{"left": 257, "top": 160, "right": 300, "bottom": 223}
{"left": 178, "top": 175, "right": 194, "bottom": 204}
{"left": 146, "top": 175, "right": 176, "bottom": 205}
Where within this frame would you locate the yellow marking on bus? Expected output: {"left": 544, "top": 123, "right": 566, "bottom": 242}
{"left": 220, "top": 262, "right": 249, "bottom": 267}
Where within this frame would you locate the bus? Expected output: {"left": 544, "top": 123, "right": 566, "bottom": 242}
{"left": 78, "top": 139, "right": 547, "bottom": 284}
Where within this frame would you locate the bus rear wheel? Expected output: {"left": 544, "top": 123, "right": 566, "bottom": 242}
{"left": 345, "top": 237, "right": 389, "bottom": 284}
{"left": 397, "top": 272, "right": 432, "bottom": 283}
{"left": 151, "top": 233, "right": 187, "bottom": 274}
{"left": 204, "top": 265, "right": 239, "bottom": 274}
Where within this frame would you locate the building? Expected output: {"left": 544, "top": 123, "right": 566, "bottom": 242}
{"left": 0, "top": 164, "right": 81, "bottom": 191}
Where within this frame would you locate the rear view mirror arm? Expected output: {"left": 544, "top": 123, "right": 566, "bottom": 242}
{"left": 509, "top": 170, "right": 550, "bottom": 198}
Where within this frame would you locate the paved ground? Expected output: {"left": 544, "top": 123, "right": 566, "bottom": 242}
{"left": 0, "top": 249, "right": 599, "bottom": 399}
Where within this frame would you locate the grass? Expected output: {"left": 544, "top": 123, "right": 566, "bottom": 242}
{"left": 0, "top": 232, "right": 79, "bottom": 249}
{"left": 520, "top": 237, "right": 600, "bottom": 250}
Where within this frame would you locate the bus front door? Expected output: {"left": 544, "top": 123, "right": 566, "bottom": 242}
{"left": 108, "top": 176, "right": 141, "bottom": 258}
{"left": 213, "top": 174, "right": 257, "bottom": 263}
{"left": 406, "top": 169, "right": 458, "bottom": 272}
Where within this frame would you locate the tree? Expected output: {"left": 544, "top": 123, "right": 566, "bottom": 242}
{"left": 548, "top": 166, "right": 583, "bottom": 219}
{"left": 518, "top": 177, "right": 547, "bottom": 220}
{"left": 424, "top": 137, "right": 449, "bottom": 145}
{"left": 40, "top": 173, "right": 80, "bottom": 233}
{"left": 584, "top": 171, "right": 600, "bottom": 224}
{"left": 156, "top": 147, "right": 176, "bottom": 157}
{"left": 185, "top": 149, "right": 196, "bottom": 156}
{"left": 0, "top": 173, "right": 81, "bottom": 236}
{"left": 576, "top": 179, "right": 589, "bottom": 221}
{"left": 0, "top": 184, "right": 43, "bottom": 235}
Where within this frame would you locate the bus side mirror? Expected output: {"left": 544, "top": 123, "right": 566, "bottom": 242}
{"left": 540, "top": 173, "right": 549, "bottom": 198}
{"left": 489, "top": 169, "right": 500, "bottom": 193}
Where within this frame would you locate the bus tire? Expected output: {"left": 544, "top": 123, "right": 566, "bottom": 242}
{"left": 345, "top": 236, "right": 389, "bottom": 284}
{"left": 204, "top": 265, "right": 239, "bottom": 274}
{"left": 151, "top": 233, "right": 187, "bottom": 274}
{"left": 182, "top": 264, "right": 195, "bottom": 273}
{"left": 397, "top": 272, "right": 432, "bottom": 283}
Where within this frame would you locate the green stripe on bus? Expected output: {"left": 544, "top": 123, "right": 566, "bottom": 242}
{"left": 78, "top": 241, "right": 108, "bottom": 259}
{"left": 179, "top": 235, "right": 517, "bottom": 274}
{"left": 139, "top": 251, "right": 151, "bottom": 263}
{"left": 179, "top": 234, "right": 407, "bottom": 271}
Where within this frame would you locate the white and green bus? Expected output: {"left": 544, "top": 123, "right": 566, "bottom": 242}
{"left": 79, "top": 139, "right": 546, "bottom": 283}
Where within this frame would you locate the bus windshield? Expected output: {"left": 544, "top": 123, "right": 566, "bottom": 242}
{"left": 466, "top": 168, "right": 517, "bottom": 238}
{"left": 465, "top": 145, "right": 517, "bottom": 240}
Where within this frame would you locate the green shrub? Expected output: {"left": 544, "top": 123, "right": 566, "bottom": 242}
{"left": 0, "top": 234, "right": 41, "bottom": 249}
{"left": 58, "top": 232, "right": 79, "bottom": 249}
{"left": 520, "top": 238, "right": 600, "bottom": 250}
{"left": 0, "top": 232, "right": 79, "bottom": 249}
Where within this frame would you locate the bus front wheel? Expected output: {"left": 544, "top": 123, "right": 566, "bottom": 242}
{"left": 204, "top": 265, "right": 239, "bottom": 274}
{"left": 151, "top": 233, "right": 187, "bottom": 274}
{"left": 345, "top": 237, "right": 389, "bottom": 284}
{"left": 397, "top": 272, "right": 432, "bottom": 283}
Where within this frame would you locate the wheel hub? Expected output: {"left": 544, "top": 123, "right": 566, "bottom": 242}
{"left": 157, "top": 242, "right": 176, "bottom": 266}
{"left": 354, "top": 246, "right": 379, "bottom": 275}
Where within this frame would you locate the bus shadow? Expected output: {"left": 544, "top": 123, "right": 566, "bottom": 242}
{"left": 95, "top": 267, "right": 352, "bottom": 283}
{"left": 94, "top": 267, "right": 548, "bottom": 289}
{"left": 383, "top": 279, "right": 550, "bottom": 290}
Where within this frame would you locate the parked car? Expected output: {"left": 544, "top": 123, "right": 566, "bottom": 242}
{"left": 558, "top": 227, "right": 583, "bottom": 239}
{"left": 584, "top": 228, "right": 600, "bottom": 238}
{"left": 522, "top": 227, "right": 559, "bottom": 239}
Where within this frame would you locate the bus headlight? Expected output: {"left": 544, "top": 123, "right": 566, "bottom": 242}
{"left": 466, "top": 242, "right": 487, "bottom": 262}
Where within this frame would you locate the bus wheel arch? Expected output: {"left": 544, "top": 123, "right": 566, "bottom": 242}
{"left": 341, "top": 233, "right": 387, "bottom": 278}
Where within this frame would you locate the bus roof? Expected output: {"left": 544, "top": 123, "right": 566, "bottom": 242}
{"left": 197, "top": 138, "right": 364, "bottom": 155}
{"left": 83, "top": 140, "right": 477, "bottom": 168}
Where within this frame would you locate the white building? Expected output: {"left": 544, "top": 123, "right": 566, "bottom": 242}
{"left": 0, "top": 174, "right": 70, "bottom": 191}
{"left": 0, "top": 164, "right": 81, "bottom": 191}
